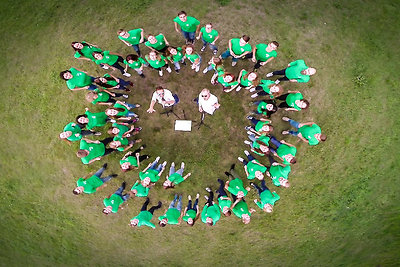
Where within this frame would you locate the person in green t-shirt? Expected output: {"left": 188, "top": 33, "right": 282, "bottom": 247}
{"left": 245, "top": 116, "right": 274, "bottom": 135}
{"left": 92, "top": 51, "right": 126, "bottom": 74}
{"left": 85, "top": 90, "right": 128, "bottom": 106}
{"left": 250, "top": 99, "right": 278, "bottom": 118}
{"left": 130, "top": 198, "right": 162, "bottom": 229}
{"left": 59, "top": 68, "right": 97, "bottom": 91}
{"left": 173, "top": 10, "right": 200, "bottom": 44}
{"left": 163, "top": 162, "right": 192, "bottom": 189}
{"left": 266, "top": 59, "right": 316, "bottom": 83}
{"left": 120, "top": 146, "right": 149, "bottom": 172}
{"left": 76, "top": 108, "right": 110, "bottom": 131}
{"left": 183, "top": 44, "right": 201, "bottom": 72}
{"left": 182, "top": 194, "right": 200, "bottom": 226}
{"left": 213, "top": 70, "right": 239, "bottom": 92}
{"left": 281, "top": 117, "right": 326, "bottom": 146}
{"left": 201, "top": 188, "right": 221, "bottom": 226}
{"left": 93, "top": 73, "right": 133, "bottom": 92}
{"left": 105, "top": 101, "right": 140, "bottom": 119}
{"left": 196, "top": 23, "right": 219, "bottom": 54}
{"left": 224, "top": 165, "right": 251, "bottom": 199}
{"left": 216, "top": 179, "right": 232, "bottom": 217}
{"left": 103, "top": 182, "right": 130, "bottom": 215}
{"left": 159, "top": 194, "right": 183, "bottom": 227}
{"left": 250, "top": 180, "right": 280, "bottom": 213}
{"left": 251, "top": 41, "right": 279, "bottom": 70}
{"left": 71, "top": 41, "right": 102, "bottom": 62}
{"left": 203, "top": 56, "right": 224, "bottom": 74}
{"left": 276, "top": 91, "right": 310, "bottom": 111}
{"left": 238, "top": 150, "right": 268, "bottom": 180}
{"left": 145, "top": 51, "right": 172, "bottom": 77}
{"left": 140, "top": 156, "right": 167, "bottom": 187}
{"left": 108, "top": 120, "right": 140, "bottom": 139}
{"left": 165, "top": 47, "right": 186, "bottom": 73}
{"left": 129, "top": 180, "right": 151, "bottom": 198}
{"left": 269, "top": 136, "right": 297, "bottom": 165}
{"left": 235, "top": 70, "right": 260, "bottom": 92}
{"left": 221, "top": 35, "right": 252, "bottom": 67}
{"left": 250, "top": 81, "right": 283, "bottom": 99}
{"left": 59, "top": 122, "right": 100, "bottom": 143}
{"left": 117, "top": 28, "right": 145, "bottom": 57}
{"left": 76, "top": 138, "right": 115, "bottom": 164}
{"left": 109, "top": 135, "right": 142, "bottom": 152}
{"left": 124, "top": 54, "right": 148, "bottom": 78}
{"left": 145, "top": 33, "right": 170, "bottom": 53}
{"left": 267, "top": 155, "right": 291, "bottom": 188}
{"left": 244, "top": 132, "right": 271, "bottom": 157}
{"left": 231, "top": 196, "right": 256, "bottom": 224}
{"left": 73, "top": 163, "right": 117, "bottom": 195}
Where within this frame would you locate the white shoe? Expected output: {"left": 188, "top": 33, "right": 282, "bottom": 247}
{"left": 196, "top": 193, "right": 200, "bottom": 199}
{"left": 161, "top": 161, "right": 167, "bottom": 167}
{"left": 191, "top": 64, "right": 195, "bottom": 70}
{"left": 251, "top": 93, "right": 258, "bottom": 98}
{"left": 155, "top": 156, "right": 160, "bottom": 162}
{"left": 166, "top": 67, "right": 172, "bottom": 73}
{"left": 123, "top": 72, "right": 131, "bottom": 77}
{"left": 236, "top": 86, "right": 242, "bottom": 92}
{"left": 282, "top": 117, "right": 290, "bottom": 121}
{"left": 244, "top": 140, "right": 251, "bottom": 145}
{"left": 238, "top": 157, "right": 244, "bottom": 162}
{"left": 204, "top": 195, "right": 209, "bottom": 200}
{"left": 244, "top": 150, "right": 250, "bottom": 156}
{"left": 195, "top": 66, "right": 200, "bottom": 72}
{"left": 275, "top": 79, "right": 280, "bottom": 84}
{"left": 205, "top": 187, "right": 211, "bottom": 192}
{"left": 122, "top": 94, "right": 129, "bottom": 98}
{"left": 282, "top": 131, "right": 289, "bottom": 135}
{"left": 203, "top": 68, "right": 208, "bottom": 74}
{"left": 246, "top": 131, "right": 253, "bottom": 135}
{"left": 188, "top": 195, "right": 192, "bottom": 200}
{"left": 200, "top": 46, "right": 206, "bottom": 52}
{"left": 249, "top": 88, "right": 256, "bottom": 93}
{"left": 266, "top": 72, "right": 273, "bottom": 77}
{"left": 158, "top": 70, "right": 163, "bottom": 77}
{"left": 101, "top": 65, "right": 109, "bottom": 70}
{"left": 181, "top": 162, "right": 185, "bottom": 169}
{"left": 171, "top": 162, "right": 175, "bottom": 168}
{"left": 110, "top": 119, "right": 116, "bottom": 123}
{"left": 232, "top": 61, "right": 237, "bottom": 67}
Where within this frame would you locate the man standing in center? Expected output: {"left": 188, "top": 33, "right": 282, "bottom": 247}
{"left": 196, "top": 88, "right": 220, "bottom": 115}
{"left": 147, "top": 86, "right": 176, "bottom": 113}
{"left": 173, "top": 11, "right": 200, "bottom": 44}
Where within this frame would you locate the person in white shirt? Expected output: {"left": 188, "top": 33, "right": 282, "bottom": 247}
{"left": 198, "top": 88, "right": 220, "bottom": 115}
{"left": 147, "top": 86, "right": 176, "bottom": 113}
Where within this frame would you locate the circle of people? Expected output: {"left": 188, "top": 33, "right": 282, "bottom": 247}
{"left": 59, "top": 10, "right": 326, "bottom": 228}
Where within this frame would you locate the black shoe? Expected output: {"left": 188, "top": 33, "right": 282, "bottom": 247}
{"left": 102, "top": 163, "right": 108, "bottom": 169}
{"left": 111, "top": 174, "right": 118, "bottom": 178}
{"left": 140, "top": 144, "right": 146, "bottom": 149}
{"left": 182, "top": 61, "right": 187, "bottom": 66}
{"left": 158, "top": 201, "right": 162, "bottom": 207}
{"left": 122, "top": 181, "right": 127, "bottom": 188}
{"left": 217, "top": 178, "right": 223, "bottom": 183}
{"left": 175, "top": 69, "right": 180, "bottom": 74}
{"left": 140, "top": 74, "right": 145, "bottom": 78}
{"left": 230, "top": 164, "right": 236, "bottom": 171}
{"left": 224, "top": 171, "right": 231, "bottom": 177}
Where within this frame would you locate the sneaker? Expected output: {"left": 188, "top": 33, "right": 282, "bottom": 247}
{"left": 244, "top": 150, "right": 250, "bottom": 156}
{"left": 266, "top": 72, "right": 273, "bottom": 77}
{"left": 94, "top": 132, "right": 102, "bottom": 136}
{"left": 205, "top": 187, "right": 211, "bottom": 192}
{"left": 161, "top": 161, "right": 167, "bottom": 167}
{"left": 232, "top": 61, "right": 237, "bottom": 67}
{"left": 135, "top": 104, "right": 141, "bottom": 108}
{"left": 282, "top": 117, "right": 290, "bottom": 121}
{"left": 245, "top": 126, "right": 252, "bottom": 131}
{"left": 238, "top": 157, "right": 244, "bottom": 162}
{"left": 191, "top": 64, "right": 195, "bottom": 70}
{"left": 166, "top": 67, "right": 172, "bottom": 73}
{"left": 171, "top": 162, "right": 175, "bottom": 168}
{"left": 244, "top": 140, "right": 251, "bottom": 145}
{"left": 282, "top": 131, "right": 290, "bottom": 135}
{"left": 251, "top": 93, "right": 258, "bottom": 98}
{"left": 204, "top": 195, "right": 209, "bottom": 201}
{"left": 196, "top": 193, "right": 200, "bottom": 199}
{"left": 102, "top": 163, "right": 108, "bottom": 169}
{"left": 200, "top": 46, "right": 206, "bottom": 52}
{"left": 123, "top": 72, "right": 131, "bottom": 77}
{"left": 188, "top": 195, "right": 192, "bottom": 201}
{"left": 110, "top": 119, "right": 116, "bottom": 123}
{"left": 236, "top": 86, "right": 242, "bottom": 92}
{"left": 175, "top": 69, "right": 180, "bottom": 74}
{"left": 101, "top": 65, "right": 109, "bottom": 70}
{"left": 249, "top": 88, "right": 256, "bottom": 93}
{"left": 250, "top": 182, "right": 255, "bottom": 187}
{"left": 139, "top": 145, "right": 145, "bottom": 150}
{"left": 275, "top": 79, "right": 280, "bottom": 84}
{"left": 230, "top": 164, "right": 235, "bottom": 170}
{"left": 122, "top": 181, "right": 127, "bottom": 188}
{"left": 122, "top": 94, "right": 129, "bottom": 99}
{"left": 224, "top": 171, "right": 231, "bottom": 177}
{"left": 213, "top": 50, "right": 218, "bottom": 55}
{"left": 140, "top": 74, "right": 145, "bottom": 78}
{"left": 158, "top": 70, "right": 163, "bottom": 77}
{"left": 203, "top": 68, "right": 208, "bottom": 74}
{"left": 136, "top": 127, "right": 143, "bottom": 131}
{"left": 111, "top": 174, "right": 118, "bottom": 178}
{"left": 246, "top": 115, "right": 253, "bottom": 120}
{"left": 155, "top": 156, "right": 160, "bottom": 162}
{"left": 195, "top": 66, "right": 200, "bottom": 72}
{"left": 247, "top": 131, "right": 253, "bottom": 135}
{"left": 181, "top": 162, "right": 185, "bottom": 169}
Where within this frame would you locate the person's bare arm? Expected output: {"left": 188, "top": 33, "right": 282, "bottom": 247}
{"left": 146, "top": 100, "right": 157, "bottom": 113}
{"left": 211, "top": 35, "right": 219, "bottom": 45}
{"left": 244, "top": 165, "right": 249, "bottom": 177}
{"left": 183, "top": 173, "right": 191, "bottom": 180}
{"left": 251, "top": 46, "right": 257, "bottom": 62}
{"left": 162, "top": 34, "right": 170, "bottom": 46}
{"left": 196, "top": 30, "right": 203, "bottom": 40}
{"left": 281, "top": 140, "right": 295, "bottom": 147}
{"left": 139, "top": 28, "right": 145, "bottom": 43}
{"left": 87, "top": 157, "right": 102, "bottom": 164}
{"left": 285, "top": 108, "right": 299, "bottom": 111}
{"left": 142, "top": 163, "right": 152, "bottom": 172}
{"left": 135, "top": 152, "right": 141, "bottom": 168}
{"left": 174, "top": 22, "right": 180, "bottom": 33}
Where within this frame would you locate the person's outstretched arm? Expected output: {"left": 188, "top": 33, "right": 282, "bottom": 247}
{"left": 147, "top": 100, "right": 157, "bottom": 113}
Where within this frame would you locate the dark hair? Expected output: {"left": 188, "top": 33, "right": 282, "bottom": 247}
{"left": 178, "top": 11, "right": 187, "bottom": 16}
{"left": 242, "top": 35, "right": 250, "bottom": 42}
{"left": 290, "top": 158, "right": 297, "bottom": 164}
{"left": 259, "top": 100, "right": 277, "bottom": 118}
{"left": 159, "top": 221, "right": 166, "bottom": 227}
{"left": 76, "top": 150, "right": 89, "bottom": 158}
{"left": 271, "top": 41, "right": 279, "bottom": 48}
{"left": 320, "top": 134, "right": 327, "bottom": 141}
{"left": 72, "top": 189, "right": 80, "bottom": 195}
{"left": 126, "top": 54, "right": 139, "bottom": 62}
{"left": 206, "top": 221, "right": 213, "bottom": 226}
{"left": 60, "top": 70, "right": 71, "bottom": 80}
{"left": 71, "top": 42, "right": 89, "bottom": 56}
{"left": 94, "top": 76, "right": 115, "bottom": 88}
{"left": 156, "top": 86, "right": 164, "bottom": 91}
{"left": 301, "top": 99, "right": 310, "bottom": 110}
{"left": 224, "top": 210, "right": 231, "bottom": 217}
{"left": 165, "top": 46, "right": 179, "bottom": 61}
{"left": 117, "top": 29, "right": 125, "bottom": 35}
{"left": 75, "top": 114, "right": 88, "bottom": 127}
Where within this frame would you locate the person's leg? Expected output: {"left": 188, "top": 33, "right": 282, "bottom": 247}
{"left": 100, "top": 137, "right": 113, "bottom": 146}
{"left": 187, "top": 199, "right": 193, "bottom": 210}
{"left": 217, "top": 179, "right": 228, "bottom": 197}
{"left": 100, "top": 175, "right": 114, "bottom": 183}
{"left": 206, "top": 191, "right": 214, "bottom": 206}
{"left": 181, "top": 30, "right": 190, "bottom": 42}
{"left": 288, "top": 130, "right": 299, "bottom": 136}
{"left": 256, "top": 91, "right": 269, "bottom": 96}
{"left": 272, "top": 68, "right": 286, "bottom": 76}
{"left": 231, "top": 193, "right": 237, "bottom": 203}
{"left": 112, "top": 57, "right": 126, "bottom": 74}
{"left": 251, "top": 182, "right": 263, "bottom": 195}
{"left": 127, "top": 111, "right": 138, "bottom": 117}
{"left": 134, "top": 68, "right": 144, "bottom": 75}
{"left": 193, "top": 198, "right": 199, "bottom": 210}
{"left": 176, "top": 167, "right": 184, "bottom": 176}
{"left": 240, "top": 158, "right": 249, "bottom": 166}
{"left": 141, "top": 198, "right": 150, "bottom": 211}
{"left": 177, "top": 195, "right": 183, "bottom": 211}
{"left": 148, "top": 201, "right": 162, "bottom": 214}
{"left": 103, "top": 148, "right": 115, "bottom": 156}
{"left": 132, "top": 44, "right": 141, "bottom": 56}
{"left": 246, "top": 153, "right": 255, "bottom": 162}
{"left": 269, "top": 136, "right": 282, "bottom": 148}
{"left": 221, "top": 49, "right": 231, "bottom": 59}
{"left": 276, "top": 93, "right": 289, "bottom": 101}
{"left": 138, "top": 155, "right": 150, "bottom": 162}
{"left": 268, "top": 154, "right": 276, "bottom": 166}
{"left": 232, "top": 57, "right": 239, "bottom": 63}
{"left": 169, "top": 195, "right": 178, "bottom": 209}
{"left": 248, "top": 134, "right": 256, "bottom": 142}
{"left": 188, "top": 32, "right": 195, "bottom": 43}
{"left": 201, "top": 38, "right": 207, "bottom": 50}
{"left": 121, "top": 193, "right": 130, "bottom": 201}
{"left": 94, "top": 166, "right": 106, "bottom": 177}
{"left": 278, "top": 102, "right": 290, "bottom": 108}
{"left": 209, "top": 43, "right": 218, "bottom": 52}
{"left": 113, "top": 93, "right": 125, "bottom": 98}
{"left": 149, "top": 157, "right": 160, "bottom": 170}
{"left": 81, "top": 130, "right": 96, "bottom": 136}
{"left": 288, "top": 119, "right": 300, "bottom": 129}
{"left": 124, "top": 103, "right": 138, "bottom": 109}
{"left": 253, "top": 100, "right": 261, "bottom": 106}
{"left": 254, "top": 60, "right": 262, "bottom": 70}
{"left": 173, "top": 61, "right": 181, "bottom": 71}
{"left": 115, "top": 182, "right": 126, "bottom": 195}
{"left": 261, "top": 179, "right": 269, "bottom": 192}
{"left": 169, "top": 164, "right": 175, "bottom": 176}
{"left": 250, "top": 118, "right": 260, "bottom": 126}
{"left": 155, "top": 163, "right": 164, "bottom": 172}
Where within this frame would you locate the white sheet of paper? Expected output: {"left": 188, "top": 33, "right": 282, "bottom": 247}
{"left": 175, "top": 120, "right": 192, "bottom": 131}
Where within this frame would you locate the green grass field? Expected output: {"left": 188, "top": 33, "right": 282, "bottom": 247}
{"left": 1, "top": 0, "right": 399, "bottom": 266}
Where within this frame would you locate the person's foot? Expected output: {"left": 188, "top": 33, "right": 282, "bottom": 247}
{"left": 110, "top": 119, "right": 116, "bottom": 123}
{"left": 236, "top": 86, "right": 242, "bottom": 92}
{"left": 122, "top": 94, "right": 129, "bottom": 99}
{"left": 213, "top": 50, "right": 218, "bottom": 55}
{"left": 135, "top": 104, "right": 141, "bottom": 108}
{"left": 101, "top": 65, "right": 109, "bottom": 70}
{"left": 171, "top": 162, "right": 175, "bottom": 168}
{"left": 140, "top": 74, "right": 145, "bottom": 78}
{"left": 247, "top": 131, "right": 253, "bottom": 135}
{"left": 123, "top": 72, "right": 131, "bottom": 77}
{"left": 230, "top": 164, "right": 235, "bottom": 170}
{"left": 94, "top": 132, "right": 102, "bottom": 136}
{"left": 266, "top": 72, "right": 273, "bottom": 77}
{"left": 251, "top": 93, "right": 258, "bottom": 98}
{"left": 196, "top": 193, "right": 200, "bottom": 199}
{"left": 158, "top": 201, "right": 162, "bottom": 206}
{"left": 188, "top": 195, "right": 192, "bottom": 201}
{"left": 244, "top": 150, "right": 250, "bottom": 156}
{"left": 129, "top": 82, "right": 134, "bottom": 87}
{"left": 238, "top": 157, "right": 244, "bottom": 162}
{"left": 136, "top": 127, "right": 143, "bottom": 132}
{"left": 102, "top": 163, "right": 108, "bottom": 169}
{"left": 232, "top": 61, "right": 237, "bottom": 67}
{"left": 246, "top": 115, "right": 253, "bottom": 120}
{"left": 175, "top": 69, "right": 180, "bottom": 74}
{"left": 245, "top": 126, "right": 252, "bottom": 131}
{"left": 205, "top": 187, "right": 211, "bottom": 192}
{"left": 204, "top": 195, "right": 209, "bottom": 200}
{"left": 161, "top": 161, "right": 167, "bottom": 167}
{"left": 200, "top": 46, "right": 206, "bottom": 52}
{"left": 282, "top": 116, "right": 290, "bottom": 121}
{"left": 224, "top": 171, "right": 231, "bottom": 177}
{"left": 275, "top": 79, "right": 280, "bottom": 84}
{"left": 249, "top": 88, "right": 256, "bottom": 93}
{"left": 195, "top": 66, "right": 200, "bottom": 72}
{"left": 122, "top": 181, "right": 127, "bottom": 188}
{"left": 125, "top": 88, "right": 131, "bottom": 92}
{"left": 158, "top": 70, "right": 163, "bottom": 76}
{"left": 155, "top": 156, "right": 160, "bottom": 162}
{"left": 202, "top": 67, "right": 208, "bottom": 74}
{"left": 166, "top": 67, "right": 172, "bottom": 73}
{"left": 111, "top": 174, "right": 118, "bottom": 178}
{"left": 250, "top": 182, "right": 255, "bottom": 187}
{"left": 135, "top": 139, "right": 142, "bottom": 143}
{"left": 181, "top": 162, "right": 185, "bottom": 169}
{"left": 282, "top": 131, "right": 289, "bottom": 135}
{"left": 244, "top": 140, "right": 251, "bottom": 145}
{"left": 217, "top": 178, "right": 223, "bottom": 183}
{"left": 139, "top": 145, "right": 146, "bottom": 150}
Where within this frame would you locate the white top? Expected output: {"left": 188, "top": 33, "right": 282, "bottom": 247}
{"left": 198, "top": 93, "right": 219, "bottom": 115}
{"left": 151, "top": 89, "right": 174, "bottom": 107}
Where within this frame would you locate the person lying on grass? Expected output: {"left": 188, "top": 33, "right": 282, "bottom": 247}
{"left": 244, "top": 131, "right": 270, "bottom": 157}
{"left": 129, "top": 198, "right": 162, "bottom": 229}
{"left": 269, "top": 136, "right": 297, "bottom": 165}
{"left": 216, "top": 179, "right": 232, "bottom": 217}
{"left": 245, "top": 116, "right": 274, "bottom": 136}
{"left": 201, "top": 188, "right": 221, "bottom": 226}
{"left": 224, "top": 165, "right": 251, "bottom": 200}
{"left": 76, "top": 137, "right": 115, "bottom": 165}
{"left": 281, "top": 116, "right": 326, "bottom": 146}
{"left": 163, "top": 162, "right": 192, "bottom": 189}
{"left": 238, "top": 150, "right": 268, "bottom": 180}
{"left": 73, "top": 163, "right": 117, "bottom": 195}
{"left": 102, "top": 182, "right": 130, "bottom": 215}
{"left": 251, "top": 180, "right": 280, "bottom": 213}
{"left": 140, "top": 157, "right": 167, "bottom": 187}
{"left": 182, "top": 194, "right": 200, "bottom": 226}
{"left": 158, "top": 194, "right": 183, "bottom": 227}
{"left": 59, "top": 122, "right": 101, "bottom": 144}
{"left": 267, "top": 155, "right": 291, "bottom": 188}
{"left": 120, "top": 146, "right": 149, "bottom": 172}
{"left": 231, "top": 194, "right": 256, "bottom": 224}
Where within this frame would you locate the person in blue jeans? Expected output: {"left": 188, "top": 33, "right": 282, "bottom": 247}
{"left": 73, "top": 163, "right": 117, "bottom": 195}
{"left": 102, "top": 182, "right": 130, "bottom": 214}
{"left": 93, "top": 73, "right": 133, "bottom": 92}
{"left": 196, "top": 23, "right": 219, "bottom": 54}
{"left": 173, "top": 11, "right": 200, "bottom": 44}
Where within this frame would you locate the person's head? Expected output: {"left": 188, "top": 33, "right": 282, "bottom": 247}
{"left": 60, "top": 70, "right": 72, "bottom": 80}
{"left": 254, "top": 170, "right": 264, "bottom": 180}
{"left": 163, "top": 179, "right": 174, "bottom": 189}
{"left": 73, "top": 186, "right": 84, "bottom": 195}
{"left": 269, "top": 84, "right": 284, "bottom": 97}
{"left": 107, "top": 127, "right": 120, "bottom": 136}
{"left": 155, "top": 86, "right": 165, "bottom": 97}
{"left": 263, "top": 203, "right": 274, "bottom": 213}
{"left": 184, "top": 44, "right": 194, "bottom": 55}
{"left": 242, "top": 214, "right": 251, "bottom": 224}
{"left": 247, "top": 72, "right": 258, "bottom": 81}
{"left": 109, "top": 141, "right": 121, "bottom": 149}
{"left": 147, "top": 35, "right": 157, "bottom": 44}
{"left": 118, "top": 29, "right": 129, "bottom": 38}
{"left": 261, "top": 124, "right": 273, "bottom": 133}
{"left": 76, "top": 149, "right": 89, "bottom": 158}
{"left": 212, "top": 57, "right": 222, "bottom": 66}
{"left": 200, "top": 88, "right": 210, "bottom": 100}
{"left": 237, "top": 191, "right": 245, "bottom": 199}
{"left": 105, "top": 108, "right": 119, "bottom": 117}
{"left": 149, "top": 51, "right": 158, "bottom": 60}
{"left": 223, "top": 73, "right": 235, "bottom": 83}
{"left": 187, "top": 218, "right": 194, "bottom": 226}
{"left": 126, "top": 54, "right": 139, "bottom": 63}
{"left": 302, "top": 67, "right": 316, "bottom": 76}
{"left": 178, "top": 11, "right": 187, "bottom": 21}
{"left": 206, "top": 217, "right": 213, "bottom": 226}
{"left": 268, "top": 41, "right": 279, "bottom": 50}
{"left": 76, "top": 114, "right": 89, "bottom": 125}
{"left": 279, "top": 178, "right": 290, "bottom": 188}
{"left": 59, "top": 131, "right": 72, "bottom": 140}
{"left": 317, "top": 133, "right": 327, "bottom": 142}
{"left": 167, "top": 46, "right": 177, "bottom": 55}
{"left": 283, "top": 154, "right": 296, "bottom": 164}
{"left": 222, "top": 207, "right": 231, "bottom": 217}
{"left": 102, "top": 206, "right": 112, "bottom": 215}
{"left": 297, "top": 99, "right": 310, "bottom": 110}
{"left": 259, "top": 144, "right": 270, "bottom": 153}
{"left": 71, "top": 42, "right": 84, "bottom": 50}
{"left": 205, "top": 23, "right": 213, "bottom": 32}
{"left": 85, "top": 91, "right": 97, "bottom": 102}
{"left": 141, "top": 177, "right": 151, "bottom": 187}
{"left": 159, "top": 218, "right": 168, "bottom": 227}
{"left": 266, "top": 103, "right": 275, "bottom": 111}
{"left": 92, "top": 52, "right": 103, "bottom": 60}
{"left": 240, "top": 35, "right": 250, "bottom": 45}
{"left": 129, "top": 218, "right": 139, "bottom": 227}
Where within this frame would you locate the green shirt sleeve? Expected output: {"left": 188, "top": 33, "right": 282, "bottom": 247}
{"left": 256, "top": 200, "right": 263, "bottom": 209}
{"left": 201, "top": 206, "right": 207, "bottom": 223}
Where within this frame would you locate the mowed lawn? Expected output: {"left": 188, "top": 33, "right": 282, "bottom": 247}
{"left": 0, "top": 0, "right": 399, "bottom": 266}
